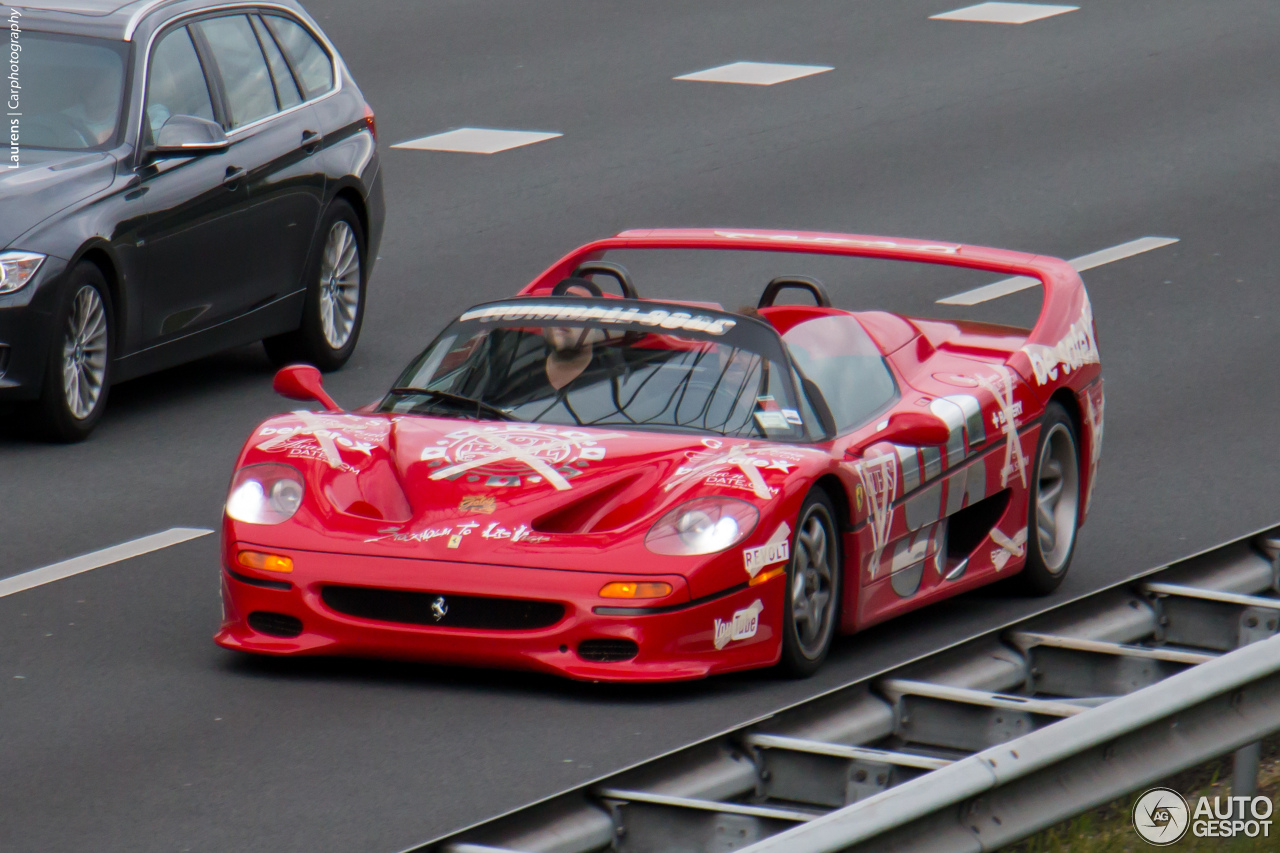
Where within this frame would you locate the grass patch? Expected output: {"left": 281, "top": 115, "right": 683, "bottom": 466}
{"left": 1004, "top": 737, "right": 1280, "bottom": 852}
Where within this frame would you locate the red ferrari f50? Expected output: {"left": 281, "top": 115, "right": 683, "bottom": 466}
{"left": 216, "top": 229, "right": 1103, "bottom": 681}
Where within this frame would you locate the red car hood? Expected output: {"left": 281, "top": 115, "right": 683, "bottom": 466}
{"left": 234, "top": 411, "right": 830, "bottom": 569}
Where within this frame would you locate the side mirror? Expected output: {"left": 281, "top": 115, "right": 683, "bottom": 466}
{"left": 847, "top": 411, "right": 950, "bottom": 456}
{"left": 152, "top": 115, "right": 229, "bottom": 155}
{"left": 273, "top": 364, "right": 340, "bottom": 412}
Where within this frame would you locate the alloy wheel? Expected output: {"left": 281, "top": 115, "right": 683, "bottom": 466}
{"left": 61, "top": 285, "right": 108, "bottom": 420}
{"left": 318, "top": 220, "right": 361, "bottom": 349}
{"left": 790, "top": 503, "right": 837, "bottom": 659}
{"left": 1035, "top": 422, "right": 1080, "bottom": 573}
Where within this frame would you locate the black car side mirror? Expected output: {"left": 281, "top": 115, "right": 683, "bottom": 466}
{"left": 152, "top": 115, "right": 229, "bottom": 155}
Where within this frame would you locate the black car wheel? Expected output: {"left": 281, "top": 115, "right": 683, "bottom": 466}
{"left": 1012, "top": 402, "right": 1081, "bottom": 595}
{"left": 264, "top": 198, "right": 366, "bottom": 371}
{"left": 31, "top": 263, "right": 113, "bottom": 442}
{"left": 779, "top": 488, "right": 842, "bottom": 677}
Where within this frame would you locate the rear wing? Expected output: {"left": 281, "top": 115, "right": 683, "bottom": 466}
{"left": 519, "top": 228, "right": 1097, "bottom": 396}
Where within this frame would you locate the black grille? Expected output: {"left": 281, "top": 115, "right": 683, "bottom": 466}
{"left": 321, "top": 585, "right": 565, "bottom": 631}
{"left": 248, "top": 611, "right": 303, "bottom": 638}
{"left": 577, "top": 639, "right": 639, "bottom": 663}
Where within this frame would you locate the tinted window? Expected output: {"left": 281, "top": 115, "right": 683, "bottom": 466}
{"left": 263, "top": 15, "right": 333, "bottom": 99}
{"left": 22, "top": 32, "right": 127, "bottom": 150}
{"left": 783, "top": 316, "right": 897, "bottom": 433}
{"left": 252, "top": 15, "right": 302, "bottom": 110}
{"left": 197, "top": 15, "right": 276, "bottom": 128}
{"left": 145, "top": 27, "right": 214, "bottom": 137}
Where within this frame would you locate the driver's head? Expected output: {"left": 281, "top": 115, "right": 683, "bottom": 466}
{"left": 543, "top": 282, "right": 605, "bottom": 355}
{"left": 545, "top": 324, "right": 600, "bottom": 354}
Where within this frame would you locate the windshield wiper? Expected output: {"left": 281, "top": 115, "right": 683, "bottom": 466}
{"left": 387, "top": 387, "right": 519, "bottom": 421}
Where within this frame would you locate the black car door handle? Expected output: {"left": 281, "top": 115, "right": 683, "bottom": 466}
{"left": 223, "top": 166, "right": 246, "bottom": 188}
{"left": 301, "top": 129, "right": 322, "bottom": 153}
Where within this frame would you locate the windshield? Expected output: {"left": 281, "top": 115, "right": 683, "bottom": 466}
{"left": 381, "top": 299, "right": 812, "bottom": 441}
{"left": 19, "top": 32, "right": 129, "bottom": 151}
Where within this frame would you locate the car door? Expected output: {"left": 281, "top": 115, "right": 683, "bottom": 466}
{"left": 193, "top": 13, "right": 325, "bottom": 313}
{"left": 132, "top": 23, "right": 256, "bottom": 348}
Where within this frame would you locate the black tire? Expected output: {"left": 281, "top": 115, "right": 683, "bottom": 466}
{"left": 264, "top": 198, "right": 366, "bottom": 371}
{"left": 29, "top": 263, "right": 113, "bottom": 442}
{"left": 779, "top": 488, "right": 842, "bottom": 677}
{"left": 1012, "top": 402, "right": 1080, "bottom": 595}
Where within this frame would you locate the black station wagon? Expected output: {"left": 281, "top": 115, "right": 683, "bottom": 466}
{"left": 0, "top": 0, "right": 384, "bottom": 440}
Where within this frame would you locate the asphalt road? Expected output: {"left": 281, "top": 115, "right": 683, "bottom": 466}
{"left": 3, "top": 1, "right": 1279, "bottom": 851}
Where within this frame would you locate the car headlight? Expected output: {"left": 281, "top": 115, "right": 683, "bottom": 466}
{"left": 0, "top": 251, "right": 46, "bottom": 294}
{"left": 645, "top": 497, "right": 759, "bottom": 556}
{"left": 226, "top": 463, "right": 305, "bottom": 524}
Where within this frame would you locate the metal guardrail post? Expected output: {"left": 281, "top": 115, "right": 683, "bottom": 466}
{"left": 1232, "top": 534, "right": 1279, "bottom": 811}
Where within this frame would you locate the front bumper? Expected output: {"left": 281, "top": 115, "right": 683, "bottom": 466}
{"left": 215, "top": 544, "right": 784, "bottom": 682}
{"left": 0, "top": 255, "right": 66, "bottom": 401}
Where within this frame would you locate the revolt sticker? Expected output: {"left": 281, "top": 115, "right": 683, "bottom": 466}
{"left": 743, "top": 522, "right": 791, "bottom": 578}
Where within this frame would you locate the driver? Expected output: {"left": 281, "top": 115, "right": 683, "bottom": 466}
{"left": 542, "top": 281, "right": 609, "bottom": 390}
{"left": 62, "top": 68, "right": 121, "bottom": 146}
{"left": 543, "top": 323, "right": 606, "bottom": 390}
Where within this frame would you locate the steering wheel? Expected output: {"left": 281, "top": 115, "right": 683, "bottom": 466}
{"left": 758, "top": 275, "right": 832, "bottom": 308}
{"left": 27, "top": 113, "right": 99, "bottom": 149}
{"left": 571, "top": 261, "right": 639, "bottom": 299}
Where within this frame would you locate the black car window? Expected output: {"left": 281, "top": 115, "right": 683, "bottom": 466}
{"left": 782, "top": 315, "right": 898, "bottom": 434}
{"left": 145, "top": 27, "right": 215, "bottom": 138}
{"left": 195, "top": 15, "right": 277, "bottom": 129}
{"left": 251, "top": 15, "right": 302, "bottom": 110}
{"left": 263, "top": 14, "right": 334, "bottom": 100}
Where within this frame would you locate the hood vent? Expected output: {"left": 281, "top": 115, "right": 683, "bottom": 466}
{"left": 532, "top": 471, "right": 649, "bottom": 534}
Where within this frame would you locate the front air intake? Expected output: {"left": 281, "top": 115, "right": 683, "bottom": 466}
{"left": 247, "top": 611, "right": 303, "bottom": 638}
{"left": 321, "top": 585, "right": 565, "bottom": 630}
{"left": 577, "top": 639, "right": 639, "bottom": 663}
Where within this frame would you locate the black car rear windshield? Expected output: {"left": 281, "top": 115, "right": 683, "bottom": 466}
{"left": 381, "top": 299, "right": 813, "bottom": 441}
{"left": 18, "top": 32, "right": 129, "bottom": 151}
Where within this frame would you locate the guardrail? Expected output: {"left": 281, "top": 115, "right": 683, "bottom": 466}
{"left": 412, "top": 527, "right": 1280, "bottom": 853}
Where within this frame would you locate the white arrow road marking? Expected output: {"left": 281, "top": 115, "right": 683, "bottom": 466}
{"left": 0, "top": 528, "right": 214, "bottom": 599}
{"left": 938, "top": 236, "right": 1179, "bottom": 306}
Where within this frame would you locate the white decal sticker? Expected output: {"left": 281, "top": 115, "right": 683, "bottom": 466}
{"left": 422, "top": 425, "right": 623, "bottom": 491}
{"left": 977, "top": 367, "right": 1028, "bottom": 489}
{"left": 713, "top": 599, "right": 764, "bottom": 649}
{"left": 990, "top": 527, "right": 1027, "bottom": 571}
{"left": 667, "top": 444, "right": 776, "bottom": 500}
{"left": 459, "top": 303, "right": 738, "bottom": 336}
{"left": 781, "top": 408, "right": 803, "bottom": 425}
{"left": 1085, "top": 387, "right": 1105, "bottom": 512}
{"left": 743, "top": 522, "right": 791, "bottom": 578}
{"left": 856, "top": 453, "right": 898, "bottom": 578}
{"left": 480, "top": 521, "right": 551, "bottom": 544}
{"left": 753, "top": 410, "right": 789, "bottom": 431}
{"left": 1021, "top": 295, "right": 1100, "bottom": 386}
{"left": 256, "top": 411, "right": 386, "bottom": 471}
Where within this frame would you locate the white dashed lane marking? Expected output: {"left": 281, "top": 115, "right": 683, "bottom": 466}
{"left": 937, "top": 236, "right": 1180, "bottom": 305}
{"left": 0, "top": 528, "right": 213, "bottom": 599}
{"left": 391, "top": 128, "right": 562, "bottom": 154}
{"left": 931, "top": 3, "right": 1079, "bottom": 24}
{"left": 675, "top": 61, "right": 833, "bottom": 86}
